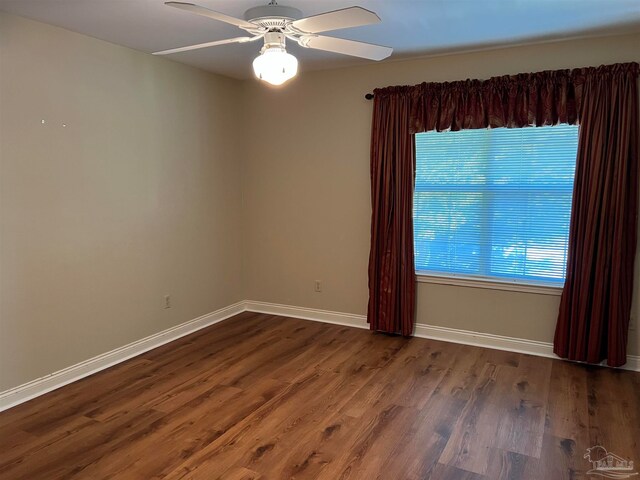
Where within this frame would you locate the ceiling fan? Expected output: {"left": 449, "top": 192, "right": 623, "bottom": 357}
{"left": 153, "top": 1, "right": 392, "bottom": 86}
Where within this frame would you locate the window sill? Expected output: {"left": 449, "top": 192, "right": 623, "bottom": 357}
{"left": 415, "top": 272, "right": 563, "bottom": 296}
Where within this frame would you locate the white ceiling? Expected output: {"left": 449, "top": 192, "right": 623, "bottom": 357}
{"left": 1, "top": 0, "right": 639, "bottom": 79}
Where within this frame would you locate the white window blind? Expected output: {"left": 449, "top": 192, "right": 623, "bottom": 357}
{"left": 414, "top": 125, "right": 579, "bottom": 285}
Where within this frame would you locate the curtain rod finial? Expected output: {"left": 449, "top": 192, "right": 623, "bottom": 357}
{"left": 365, "top": 93, "right": 374, "bottom": 100}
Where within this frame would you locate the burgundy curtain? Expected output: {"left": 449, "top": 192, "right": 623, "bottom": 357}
{"left": 368, "top": 63, "right": 638, "bottom": 364}
{"left": 554, "top": 63, "right": 639, "bottom": 367}
{"left": 367, "top": 90, "right": 416, "bottom": 336}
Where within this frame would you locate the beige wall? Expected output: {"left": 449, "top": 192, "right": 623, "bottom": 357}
{"left": 0, "top": 13, "right": 244, "bottom": 390}
{"left": 240, "top": 33, "right": 640, "bottom": 355}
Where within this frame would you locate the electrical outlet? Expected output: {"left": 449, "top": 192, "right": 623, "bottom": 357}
{"left": 164, "top": 295, "right": 171, "bottom": 309}
{"left": 314, "top": 280, "right": 322, "bottom": 293}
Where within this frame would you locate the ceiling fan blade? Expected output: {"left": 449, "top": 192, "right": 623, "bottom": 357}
{"left": 290, "top": 7, "right": 380, "bottom": 34}
{"left": 301, "top": 35, "right": 392, "bottom": 61}
{"left": 152, "top": 36, "right": 252, "bottom": 55}
{"left": 165, "top": 2, "right": 255, "bottom": 29}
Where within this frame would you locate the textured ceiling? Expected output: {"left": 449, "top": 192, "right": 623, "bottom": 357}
{"left": 1, "top": 0, "right": 639, "bottom": 79}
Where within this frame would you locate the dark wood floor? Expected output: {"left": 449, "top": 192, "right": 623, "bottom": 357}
{"left": 1, "top": 312, "right": 639, "bottom": 479}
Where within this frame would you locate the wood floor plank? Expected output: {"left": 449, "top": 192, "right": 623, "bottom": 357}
{"left": 215, "top": 467, "right": 262, "bottom": 480}
{"left": 1, "top": 409, "right": 165, "bottom": 479}
{"left": 268, "top": 412, "right": 360, "bottom": 479}
{"left": 0, "top": 357, "right": 153, "bottom": 431}
{"left": 484, "top": 447, "right": 533, "bottom": 480}
{"left": 437, "top": 361, "right": 500, "bottom": 475}
{"left": 75, "top": 385, "right": 244, "bottom": 479}
{"left": 376, "top": 392, "right": 468, "bottom": 480}
{"left": 520, "top": 433, "right": 586, "bottom": 479}
{"left": 429, "top": 463, "right": 486, "bottom": 480}
{"left": 544, "top": 360, "right": 590, "bottom": 445}
{"left": 339, "top": 338, "right": 448, "bottom": 418}
{"left": 586, "top": 366, "right": 640, "bottom": 459}
{"left": 0, "top": 313, "right": 638, "bottom": 480}
{"left": 0, "top": 415, "right": 99, "bottom": 476}
{"left": 489, "top": 355, "right": 552, "bottom": 458}
{"left": 314, "top": 403, "right": 410, "bottom": 480}
{"left": 430, "top": 344, "right": 502, "bottom": 401}
{"left": 161, "top": 371, "right": 345, "bottom": 479}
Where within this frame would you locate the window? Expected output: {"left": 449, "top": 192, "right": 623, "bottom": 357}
{"left": 413, "top": 125, "right": 579, "bottom": 286}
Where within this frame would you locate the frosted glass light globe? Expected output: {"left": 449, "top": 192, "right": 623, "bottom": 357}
{"left": 252, "top": 48, "right": 298, "bottom": 86}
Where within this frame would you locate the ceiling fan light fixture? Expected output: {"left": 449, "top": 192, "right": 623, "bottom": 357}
{"left": 253, "top": 48, "right": 298, "bottom": 86}
{"left": 252, "top": 32, "right": 298, "bottom": 86}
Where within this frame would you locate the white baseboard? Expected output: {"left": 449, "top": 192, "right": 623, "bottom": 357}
{"left": 0, "top": 301, "right": 245, "bottom": 412}
{"left": 244, "top": 300, "right": 640, "bottom": 373}
{"left": 621, "top": 355, "right": 640, "bottom": 372}
{"left": 413, "top": 323, "right": 556, "bottom": 358}
{"left": 244, "top": 300, "right": 368, "bottom": 329}
{"left": 2, "top": 299, "right": 638, "bottom": 412}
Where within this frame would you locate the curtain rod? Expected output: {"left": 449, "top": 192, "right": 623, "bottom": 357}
{"left": 365, "top": 93, "right": 374, "bottom": 100}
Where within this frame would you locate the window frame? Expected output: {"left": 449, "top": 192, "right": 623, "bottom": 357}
{"left": 415, "top": 271, "right": 563, "bottom": 295}
{"left": 412, "top": 125, "right": 577, "bottom": 294}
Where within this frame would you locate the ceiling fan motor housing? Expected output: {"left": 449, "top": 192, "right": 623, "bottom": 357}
{"left": 244, "top": 4, "right": 303, "bottom": 30}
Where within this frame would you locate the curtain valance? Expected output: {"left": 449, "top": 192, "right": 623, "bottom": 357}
{"left": 372, "top": 63, "right": 638, "bottom": 133}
